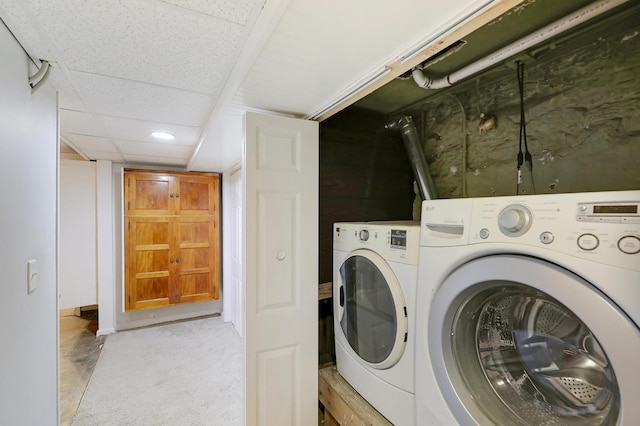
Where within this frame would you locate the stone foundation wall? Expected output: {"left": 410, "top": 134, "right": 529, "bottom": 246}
{"left": 406, "top": 8, "right": 640, "bottom": 199}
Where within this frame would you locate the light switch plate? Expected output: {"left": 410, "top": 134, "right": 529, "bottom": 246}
{"left": 27, "top": 259, "right": 37, "bottom": 294}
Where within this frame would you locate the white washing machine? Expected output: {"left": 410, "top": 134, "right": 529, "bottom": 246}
{"left": 333, "top": 221, "right": 420, "bottom": 426}
{"left": 415, "top": 191, "right": 640, "bottom": 425}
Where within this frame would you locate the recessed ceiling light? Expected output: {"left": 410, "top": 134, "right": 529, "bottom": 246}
{"left": 151, "top": 131, "right": 175, "bottom": 140}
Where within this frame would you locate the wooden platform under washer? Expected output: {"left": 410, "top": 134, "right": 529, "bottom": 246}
{"left": 319, "top": 366, "right": 392, "bottom": 426}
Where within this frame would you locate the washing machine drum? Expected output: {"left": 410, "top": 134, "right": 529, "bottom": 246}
{"left": 337, "top": 249, "right": 408, "bottom": 369}
{"left": 454, "top": 286, "right": 618, "bottom": 423}
{"left": 429, "top": 255, "right": 640, "bottom": 426}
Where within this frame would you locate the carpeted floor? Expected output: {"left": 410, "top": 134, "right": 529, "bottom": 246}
{"left": 73, "top": 316, "right": 242, "bottom": 426}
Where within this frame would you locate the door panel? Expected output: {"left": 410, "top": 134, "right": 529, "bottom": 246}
{"left": 174, "top": 216, "right": 218, "bottom": 303}
{"left": 125, "top": 216, "right": 174, "bottom": 310}
{"left": 176, "top": 174, "right": 218, "bottom": 215}
{"left": 126, "top": 172, "right": 173, "bottom": 215}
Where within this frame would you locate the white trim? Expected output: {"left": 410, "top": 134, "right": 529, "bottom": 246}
{"left": 96, "top": 160, "right": 116, "bottom": 335}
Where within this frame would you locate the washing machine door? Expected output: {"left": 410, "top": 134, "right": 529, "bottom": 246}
{"left": 337, "top": 249, "right": 408, "bottom": 369}
{"left": 429, "top": 255, "right": 640, "bottom": 426}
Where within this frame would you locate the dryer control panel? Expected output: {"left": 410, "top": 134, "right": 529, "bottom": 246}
{"left": 334, "top": 221, "right": 420, "bottom": 265}
{"left": 421, "top": 191, "right": 640, "bottom": 271}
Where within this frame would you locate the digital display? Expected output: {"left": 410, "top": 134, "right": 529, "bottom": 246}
{"left": 390, "top": 230, "right": 407, "bottom": 250}
{"left": 593, "top": 205, "right": 637, "bottom": 214}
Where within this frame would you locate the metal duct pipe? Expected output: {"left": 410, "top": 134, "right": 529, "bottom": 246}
{"left": 387, "top": 115, "right": 438, "bottom": 201}
{"left": 412, "top": 0, "right": 629, "bottom": 90}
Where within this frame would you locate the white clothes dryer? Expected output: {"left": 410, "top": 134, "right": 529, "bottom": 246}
{"left": 415, "top": 191, "right": 640, "bottom": 425}
{"left": 333, "top": 221, "right": 420, "bottom": 426}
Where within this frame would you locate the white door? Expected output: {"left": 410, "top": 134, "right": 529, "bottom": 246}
{"left": 243, "top": 112, "right": 319, "bottom": 426}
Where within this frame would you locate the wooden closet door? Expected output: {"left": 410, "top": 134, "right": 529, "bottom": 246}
{"left": 125, "top": 172, "right": 175, "bottom": 215}
{"left": 173, "top": 216, "right": 219, "bottom": 304}
{"left": 175, "top": 174, "right": 218, "bottom": 215}
{"left": 125, "top": 216, "right": 175, "bottom": 310}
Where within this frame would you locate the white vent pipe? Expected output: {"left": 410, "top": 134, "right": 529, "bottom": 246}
{"left": 412, "top": 0, "right": 628, "bottom": 89}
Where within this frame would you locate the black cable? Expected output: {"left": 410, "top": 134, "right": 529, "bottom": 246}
{"left": 516, "top": 62, "right": 524, "bottom": 195}
{"left": 516, "top": 61, "right": 535, "bottom": 194}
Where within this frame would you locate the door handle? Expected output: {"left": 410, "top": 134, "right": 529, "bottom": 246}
{"left": 337, "top": 284, "right": 345, "bottom": 323}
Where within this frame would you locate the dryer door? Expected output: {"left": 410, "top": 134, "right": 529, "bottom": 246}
{"left": 337, "top": 249, "right": 408, "bottom": 369}
{"left": 429, "top": 255, "right": 640, "bottom": 426}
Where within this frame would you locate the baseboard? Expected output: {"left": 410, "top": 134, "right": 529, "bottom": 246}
{"left": 116, "top": 310, "right": 222, "bottom": 332}
{"left": 97, "top": 327, "right": 116, "bottom": 336}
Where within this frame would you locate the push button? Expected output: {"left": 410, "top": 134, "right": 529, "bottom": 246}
{"left": 577, "top": 233, "right": 599, "bottom": 251}
{"left": 618, "top": 236, "right": 640, "bottom": 254}
{"left": 540, "top": 232, "right": 554, "bottom": 244}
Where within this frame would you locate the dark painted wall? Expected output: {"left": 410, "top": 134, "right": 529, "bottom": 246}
{"left": 318, "top": 108, "right": 414, "bottom": 284}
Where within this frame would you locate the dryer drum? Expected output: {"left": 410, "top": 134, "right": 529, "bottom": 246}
{"left": 452, "top": 285, "right": 619, "bottom": 424}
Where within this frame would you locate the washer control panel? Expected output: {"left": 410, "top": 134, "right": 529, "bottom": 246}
{"left": 421, "top": 191, "right": 640, "bottom": 271}
{"left": 576, "top": 200, "right": 640, "bottom": 224}
{"left": 498, "top": 204, "right": 533, "bottom": 237}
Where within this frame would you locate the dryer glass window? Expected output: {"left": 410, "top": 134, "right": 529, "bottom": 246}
{"left": 339, "top": 256, "right": 397, "bottom": 364}
{"left": 452, "top": 284, "right": 620, "bottom": 425}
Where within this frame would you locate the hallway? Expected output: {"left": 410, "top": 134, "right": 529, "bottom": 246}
{"left": 59, "top": 310, "right": 104, "bottom": 425}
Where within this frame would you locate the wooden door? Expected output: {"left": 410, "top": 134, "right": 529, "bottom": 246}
{"left": 175, "top": 174, "right": 218, "bottom": 215}
{"left": 243, "top": 112, "right": 319, "bottom": 425}
{"left": 174, "top": 216, "right": 219, "bottom": 304}
{"left": 125, "top": 216, "right": 174, "bottom": 310}
{"left": 125, "top": 172, "right": 174, "bottom": 215}
{"left": 124, "top": 169, "right": 221, "bottom": 311}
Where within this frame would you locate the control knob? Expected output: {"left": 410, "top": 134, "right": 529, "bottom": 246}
{"left": 498, "top": 204, "right": 533, "bottom": 237}
{"left": 359, "top": 229, "right": 369, "bottom": 241}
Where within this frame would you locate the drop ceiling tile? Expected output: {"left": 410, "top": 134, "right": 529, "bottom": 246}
{"left": 114, "top": 139, "right": 193, "bottom": 158}
{"left": 59, "top": 109, "right": 108, "bottom": 136}
{"left": 161, "top": 0, "right": 260, "bottom": 25}
{"left": 0, "top": 1, "right": 55, "bottom": 59}
{"left": 98, "top": 115, "right": 200, "bottom": 146}
{"left": 27, "top": 0, "right": 246, "bottom": 94}
{"left": 63, "top": 134, "right": 120, "bottom": 153}
{"left": 71, "top": 71, "right": 212, "bottom": 127}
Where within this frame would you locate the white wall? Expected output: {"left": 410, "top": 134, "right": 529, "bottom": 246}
{"left": 222, "top": 165, "right": 243, "bottom": 336}
{"left": 0, "top": 23, "right": 59, "bottom": 425}
{"left": 59, "top": 160, "right": 97, "bottom": 309}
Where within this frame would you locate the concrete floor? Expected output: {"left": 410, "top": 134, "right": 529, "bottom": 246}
{"left": 59, "top": 310, "right": 105, "bottom": 426}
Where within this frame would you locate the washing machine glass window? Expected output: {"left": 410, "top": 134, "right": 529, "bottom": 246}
{"left": 451, "top": 283, "right": 619, "bottom": 425}
{"left": 338, "top": 249, "right": 408, "bottom": 369}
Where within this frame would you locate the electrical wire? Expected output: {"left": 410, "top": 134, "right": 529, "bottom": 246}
{"left": 516, "top": 61, "right": 535, "bottom": 195}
